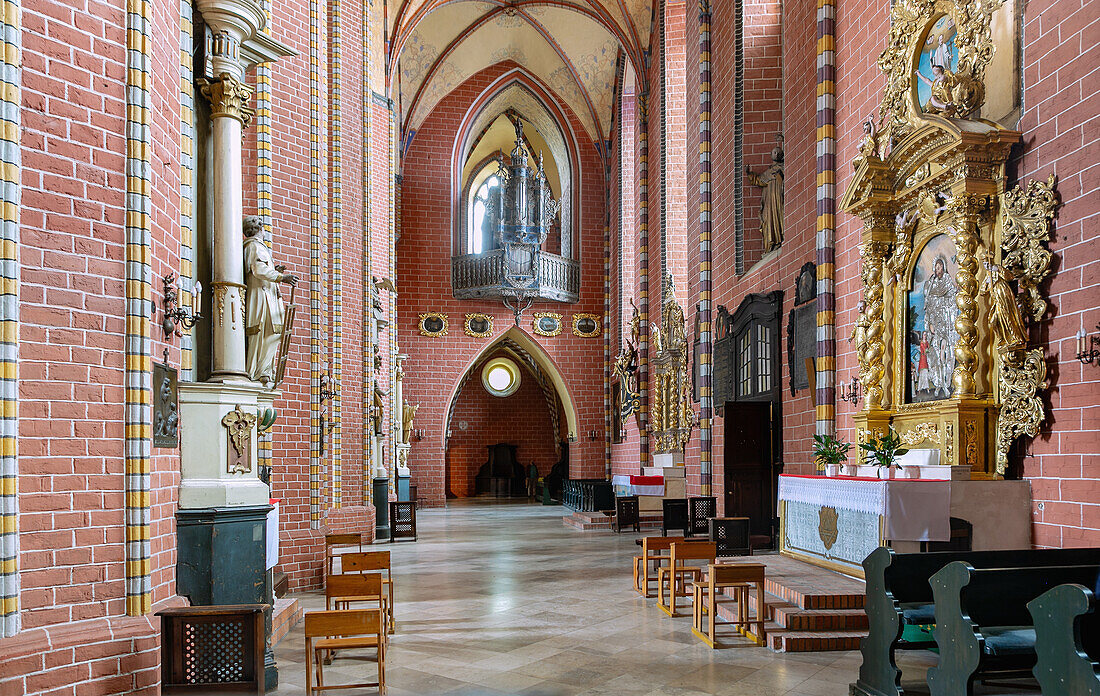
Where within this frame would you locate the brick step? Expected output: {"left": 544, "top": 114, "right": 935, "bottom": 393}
{"left": 770, "top": 603, "right": 868, "bottom": 631}
{"left": 769, "top": 629, "right": 867, "bottom": 653}
{"left": 562, "top": 510, "right": 664, "bottom": 532}
{"left": 763, "top": 575, "right": 864, "bottom": 611}
{"left": 272, "top": 597, "right": 302, "bottom": 645}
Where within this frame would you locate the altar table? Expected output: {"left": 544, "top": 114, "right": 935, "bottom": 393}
{"left": 777, "top": 474, "right": 1031, "bottom": 578}
{"left": 612, "top": 474, "right": 665, "bottom": 497}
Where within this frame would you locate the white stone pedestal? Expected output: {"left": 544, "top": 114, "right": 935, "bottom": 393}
{"left": 652, "top": 452, "right": 684, "bottom": 468}
{"left": 179, "top": 380, "right": 271, "bottom": 508}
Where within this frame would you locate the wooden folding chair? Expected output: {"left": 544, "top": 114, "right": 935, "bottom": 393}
{"left": 325, "top": 533, "right": 363, "bottom": 576}
{"left": 691, "top": 562, "right": 767, "bottom": 647}
{"left": 632, "top": 536, "right": 685, "bottom": 597}
{"left": 341, "top": 551, "right": 395, "bottom": 634}
{"left": 657, "top": 541, "right": 717, "bottom": 617}
{"left": 304, "top": 609, "right": 386, "bottom": 695}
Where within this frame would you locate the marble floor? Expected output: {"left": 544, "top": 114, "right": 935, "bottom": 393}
{"left": 272, "top": 500, "right": 942, "bottom": 696}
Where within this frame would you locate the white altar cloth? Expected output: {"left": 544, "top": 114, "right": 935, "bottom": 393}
{"left": 778, "top": 475, "right": 950, "bottom": 542}
{"left": 611, "top": 474, "right": 665, "bottom": 497}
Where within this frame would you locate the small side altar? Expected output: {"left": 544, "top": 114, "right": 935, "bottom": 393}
{"left": 778, "top": 474, "right": 1030, "bottom": 578}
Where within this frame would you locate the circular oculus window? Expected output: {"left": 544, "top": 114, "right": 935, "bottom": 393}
{"left": 481, "top": 357, "right": 521, "bottom": 397}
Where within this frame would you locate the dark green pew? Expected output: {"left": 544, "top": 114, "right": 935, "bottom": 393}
{"left": 1028, "top": 583, "right": 1100, "bottom": 696}
{"left": 927, "top": 562, "right": 1100, "bottom": 696}
{"left": 852, "top": 546, "right": 1100, "bottom": 696}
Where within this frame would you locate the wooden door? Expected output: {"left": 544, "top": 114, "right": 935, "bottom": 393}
{"left": 723, "top": 401, "right": 775, "bottom": 539}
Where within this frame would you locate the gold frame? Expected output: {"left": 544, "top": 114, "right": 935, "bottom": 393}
{"left": 463, "top": 313, "right": 493, "bottom": 338}
{"left": 571, "top": 313, "right": 601, "bottom": 338}
{"left": 840, "top": 0, "right": 1055, "bottom": 479}
{"left": 532, "top": 312, "right": 562, "bottom": 337}
{"left": 418, "top": 312, "right": 448, "bottom": 337}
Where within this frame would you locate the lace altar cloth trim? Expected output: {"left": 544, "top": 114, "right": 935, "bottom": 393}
{"left": 778, "top": 475, "right": 886, "bottom": 515}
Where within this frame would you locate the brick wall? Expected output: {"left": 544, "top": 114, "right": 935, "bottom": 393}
{"left": 398, "top": 61, "right": 607, "bottom": 508}
{"left": 446, "top": 352, "right": 563, "bottom": 497}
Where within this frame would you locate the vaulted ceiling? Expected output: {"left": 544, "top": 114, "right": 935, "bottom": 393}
{"left": 387, "top": 0, "right": 653, "bottom": 144}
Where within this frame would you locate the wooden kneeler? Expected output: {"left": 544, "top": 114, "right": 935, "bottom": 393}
{"left": 304, "top": 609, "right": 386, "bottom": 695}
{"left": 691, "top": 563, "right": 767, "bottom": 648}
{"left": 341, "top": 551, "right": 396, "bottom": 634}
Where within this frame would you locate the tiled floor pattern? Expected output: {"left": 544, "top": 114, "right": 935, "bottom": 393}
{"left": 271, "top": 500, "right": 1018, "bottom": 696}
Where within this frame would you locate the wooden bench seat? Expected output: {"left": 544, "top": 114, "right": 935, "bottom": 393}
{"left": 926, "top": 562, "right": 1100, "bottom": 696}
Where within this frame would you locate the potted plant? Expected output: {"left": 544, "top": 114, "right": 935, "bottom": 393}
{"left": 859, "top": 428, "right": 910, "bottom": 479}
{"left": 813, "top": 434, "right": 851, "bottom": 477}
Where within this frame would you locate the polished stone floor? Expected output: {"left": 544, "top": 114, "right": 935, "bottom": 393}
{"left": 272, "top": 500, "right": 940, "bottom": 696}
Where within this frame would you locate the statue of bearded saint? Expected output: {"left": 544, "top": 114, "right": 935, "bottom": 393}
{"left": 243, "top": 216, "right": 299, "bottom": 384}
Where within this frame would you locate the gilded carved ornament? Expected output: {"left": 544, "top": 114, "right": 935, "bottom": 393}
{"left": 223, "top": 405, "right": 258, "bottom": 474}
{"left": 1000, "top": 175, "right": 1058, "bottom": 321}
{"left": 651, "top": 275, "right": 694, "bottom": 454}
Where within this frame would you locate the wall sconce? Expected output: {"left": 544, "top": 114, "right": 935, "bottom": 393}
{"left": 159, "top": 272, "right": 202, "bottom": 338}
{"left": 1077, "top": 324, "right": 1100, "bottom": 366}
{"left": 413, "top": 428, "right": 424, "bottom": 441}
{"left": 838, "top": 375, "right": 861, "bottom": 406}
{"left": 588, "top": 430, "right": 599, "bottom": 441}
{"left": 319, "top": 372, "right": 338, "bottom": 402}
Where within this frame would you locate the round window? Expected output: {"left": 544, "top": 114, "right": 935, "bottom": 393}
{"left": 481, "top": 357, "right": 520, "bottom": 397}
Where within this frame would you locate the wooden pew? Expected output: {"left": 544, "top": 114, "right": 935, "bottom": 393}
{"left": 927, "top": 562, "right": 1100, "bottom": 696}
{"left": 632, "top": 535, "right": 685, "bottom": 597}
{"left": 854, "top": 546, "right": 1100, "bottom": 696}
{"left": 1028, "top": 583, "right": 1100, "bottom": 696}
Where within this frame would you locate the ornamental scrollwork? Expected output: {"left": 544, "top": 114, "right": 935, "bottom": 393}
{"left": 995, "top": 349, "right": 1047, "bottom": 477}
{"left": 1000, "top": 174, "right": 1058, "bottom": 321}
{"left": 222, "top": 405, "right": 258, "bottom": 475}
{"left": 900, "top": 422, "right": 941, "bottom": 446}
{"left": 199, "top": 72, "right": 255, "bottom": 128}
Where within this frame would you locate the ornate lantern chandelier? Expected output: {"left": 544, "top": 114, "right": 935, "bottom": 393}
{"left": 491, "top": 120, "right": 560, "bottom": 324}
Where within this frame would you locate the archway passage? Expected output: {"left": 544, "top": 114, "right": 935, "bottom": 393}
{"left": 446, "top": 348, "right": 566, "bottom": 498}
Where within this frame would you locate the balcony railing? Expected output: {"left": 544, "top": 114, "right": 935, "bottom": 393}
{"left": 452, "top": 250, "right": 580, "bottom": 303}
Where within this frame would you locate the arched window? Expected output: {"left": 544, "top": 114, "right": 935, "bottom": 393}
{"left": 467, "top": 172, "right": 500, "bottom": 255}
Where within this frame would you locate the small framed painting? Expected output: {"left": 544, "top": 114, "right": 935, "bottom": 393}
{"left": 572, "top": 313, "right": 601, "bottom": 338}
{"left": 464, "top": 313, "right": 493, "bottom": 338}
{"left": 533, "top": 312, "right": 562, "bottom": 337}
{"left": 418, "top": 312, "right": 448, "bottom": 337}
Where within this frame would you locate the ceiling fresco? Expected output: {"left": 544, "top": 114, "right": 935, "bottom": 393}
{"left": 388, "top": 0, "right": 654, "bottom": 144}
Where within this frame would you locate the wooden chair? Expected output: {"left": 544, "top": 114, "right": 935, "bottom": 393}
{"left": 342, "top": 551, "right": 395, "bottom": 634}
{"left": 661, "top": 499, "right": 690, "bottom": 536}
{"left": 615, "top": 495, "right": 640, "bottom": 533}
{"left": 389, "top": 501, "right": 417, "bottom": 542}
{"left": 158, "top": 604, "right": 267, "bottom": 695}
{"left": 691, "top": 563, "right": 767, "bottom": 648}
{"left": 326, "top": 572, "right": 386, "bottom": 622}
{"left": 325, "top": 533, "right": 363, "bottom": 576}
{"left": 632, "top": 535, "right": 685, "bottom": 597}
{"left": 688, "top": 496, "right": 717, "bottom": 537}
{"left": 304, "top": 609, "right": 386, "bottom": 695}
{"left": 709, "top": 517, "right": 752, "bottom": 557}
{"left": 657, "top": 541, "right": 717, "bottom": 617}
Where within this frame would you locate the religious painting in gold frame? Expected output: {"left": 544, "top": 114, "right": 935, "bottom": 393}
{"left": 905, "top": 234, "right": 959, "bottom": 403}
{"left": 418, "top": 312, "right": 448, "bottom": 337}
{"left": 572, "top": 313, "right": 601, "bottom": 338}
{"left": 532, "top": 312, "right": 562, "bottom": 337}
{"left": 463, "top": 313, "right": 493, "bottom": 338}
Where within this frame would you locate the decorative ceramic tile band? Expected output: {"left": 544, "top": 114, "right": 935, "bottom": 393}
{"left": 815, "top": 0, "right": 837, "bottom": 436}
{"left": 328, "top": 0, "right": 343, "bottom": 508}
{"left": 309, "top": 0, "right": 325, "bottom": 526}
{"left": 698, "top": 0, "right": 713, "bottom": 495}
{"left": 125, "top": 0, "right": 153, "bottom": 616}
{"left": 0, "top": 0, "right": 19, "bottom": 637}
{"left": 637, "top": 108, "right": 650, "bottom": 467}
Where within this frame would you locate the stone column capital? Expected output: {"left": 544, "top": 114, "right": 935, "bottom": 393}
{"left": 200, "top": 72, "right": 255, "bottom": 128}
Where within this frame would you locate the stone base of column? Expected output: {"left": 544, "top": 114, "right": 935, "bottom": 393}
{"left": 179, "top": 380, "right": 271, "bottom": 509}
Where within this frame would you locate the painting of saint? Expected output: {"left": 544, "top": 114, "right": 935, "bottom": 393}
{"left": 907, "top": 234, "right": 959, "bottom": 402}
{"left": 915, "top": 15, "right": 958, "bottom": 113}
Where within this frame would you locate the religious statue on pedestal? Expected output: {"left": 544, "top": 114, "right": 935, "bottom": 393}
{"left": 401, "top": 400, "right": 419, "bottom": 444}
{"left": 243, "top": 216, "right": 299, "bottom": 384}
{"left": 746, "top": 133, "right": 785, "bottom": 251}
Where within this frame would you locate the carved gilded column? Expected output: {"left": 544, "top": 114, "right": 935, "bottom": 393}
{"left": 949, "top": 194, "right": 985, "bottom": 398}
{"left": 859, "top": 240, "right": 890, "bottom": 409}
